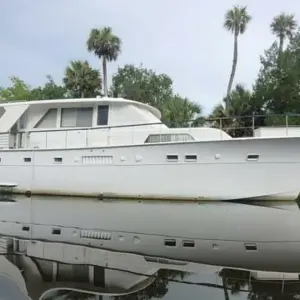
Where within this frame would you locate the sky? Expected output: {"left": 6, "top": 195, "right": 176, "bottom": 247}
{"left": 1, "top": 0, "right": 300, "bottom": 114}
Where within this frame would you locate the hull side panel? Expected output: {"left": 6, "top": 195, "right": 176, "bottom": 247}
{"left": 0, "top": 137, "right": 300, "bottom": 201}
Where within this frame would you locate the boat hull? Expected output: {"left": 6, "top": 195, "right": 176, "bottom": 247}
{"left": 1, "top": 137, "right": 300, "bottom": 201}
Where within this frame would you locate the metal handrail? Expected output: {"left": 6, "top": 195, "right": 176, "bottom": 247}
{"left": 25, "top": 122, "right": 164, "bottom": 134}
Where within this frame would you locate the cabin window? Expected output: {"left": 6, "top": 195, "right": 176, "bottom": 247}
{"left": 61, "top": 107, "right": 93, "bottom": 128}
{"left": 182, "top": 240, "right": 195, "bottom": 248}
{"left": 244, "top": 243, "right": 257, "bottom": 251}
{"left": 247, "top": 154, "right": 259, "bottom": 161}
{"left": 22, "top": 226, "right": 30, "bottom": 231}
{"left": 54, "top": 157, "right": 63, "bottom": 163}
{"left": 164, "top": 239, "right": 176, "bottom": 247}
{"left": 51, "top": 228, "right": 61, "bottom": 235}
{"left": 97, "top": 105, "right": 109, "bottom": 126}
{"left": 35, "top": 108, "right": 58, "bottom": 128}
{"left": 185, "top": 154, "right": 197, "bottom": 162}
{"left": 144, "top": 133, "right": 194, "bottom": 143}
{"left": 23, "top": 157, "right": 31, "bottom": 163}
{"left": 166, "top": 154, "right": 178, "bottom": 162}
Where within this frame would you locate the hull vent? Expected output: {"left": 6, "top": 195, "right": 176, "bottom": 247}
{"left": 81, "top": 155, "right": 113, "bottom": 164}
{"left": 80, "top": 230, "right": 112, "bottom": 240}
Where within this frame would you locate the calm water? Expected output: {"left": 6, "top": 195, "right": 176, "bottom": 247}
{"left": 0, "top": 195, "right": 299, "bottom": 300}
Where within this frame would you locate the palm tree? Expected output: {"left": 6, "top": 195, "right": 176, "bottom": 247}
{"left": 87, "top": 27, "right": 122, "bottom": 97}
{"left": 210, "top": 84, "right": 258, "bottom": 137}
{"left": 270, "top": 13, "right": 297, "bottom": 54}
{"left": 161, "top": 95, "right": 203, "bottom": 128}
{"left": 63, "top": 60, "right": 101, "bottom": 98}
{"left": 224, "top": 5, "right": 251, "bottom": 98}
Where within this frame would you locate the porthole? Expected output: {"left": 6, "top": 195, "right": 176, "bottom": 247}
{"left": 51, "top": 228, "right": 61, "bottom": 235}
{"left": 22, "top": 226, "right": 30, "bottom": 232}
{"left": 166, "top": 155, "right": 178, "bottom": 162}
{"left": 247, "top": 154, "right": 259, "bottom": 161}
{"left": 182, "top": 240, "right": 195, "bottom": 247}
{"left": 185, "top": 155, "right": 197, "bottom": 162}
{"left": 164, "top": 239, "right": 176, "bottom": 247}
{"left": 54, "top": 157, "right": 63, "bottom": 163}
{"left": 245, "top": 243, "right": 257, "bottom": 251}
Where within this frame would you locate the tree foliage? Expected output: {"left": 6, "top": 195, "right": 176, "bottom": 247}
{"left": 31, "top": 75, "right": 66, "bottom": 100}
{"left": 63, "top": 60, "right": 101, "bottom": 98}
{"left": 0, "top": 76, "right": 32, "bottom": 101}
{"left": 0, "top": 76, "right": 66, "bottom": 101}
{"left": 2, "top": 14, "right": 300, "bottom": 134}
{"left": 254, "top": 29, "right": 300, "bottom": 116}
{"left": 87, "top": 26, "right": 121, "bottom": 96}
{"left": 111, "top": 64, "right": 173, "bottom": 107}
{"left": 224, "top": 5, "right": 251, "bottom": 97}
{"left": 270, "top": 13, "right": 297, "bottom": 53}
{"left": 111, "top": 64, "right": 202, "bottom": 127}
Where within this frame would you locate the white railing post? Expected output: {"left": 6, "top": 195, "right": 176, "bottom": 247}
{"left": 107, "top": 128, "right": 110, "bottom": 146}
{"left": 65, "top": 131, "right": 67, "bottom": 148}
{"left": 132, "top": 126, "right": 134, "bottom": 144}
{"left": 285, "top": 114, "right": 289, "bottom": 136}
{"left": 252, "top": 114, "right": 255, "bottom": 137}
{"left": 86, "top": 129, "right": 88, "bottom": 147}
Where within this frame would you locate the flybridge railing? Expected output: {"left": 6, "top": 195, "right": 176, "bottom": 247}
{"left": 204, "top": 113, "right": 300, "bottom": 137}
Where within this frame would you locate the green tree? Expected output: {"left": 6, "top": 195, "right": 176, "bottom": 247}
{"left": 270, "top": 13, "right": 297, "bottom": 54}
{"left": 0, "top": 76, "right": 31, "bottom": 101}
{"left": 63, "top": 60, "right": 101, "bottom": 98}
{"left": 30, "top": 75, "right": 66, "bottom": 100}
{"left": 210, "top": 84, "right": 264, "bottom": 137}
{"left": 110, "top": 64, "right": 203, "bottom": 127}
{"left": 110, "top": 64, "right": 173, "bottom": 108}
{"left": 87, "top": 26, "right": 121, "bottom": 96}
{"left": 224, "top": 5, "right": 251, "bottom": 98}
{"left": 253, "top": 32, "right": 300, "bottom": 124}
{"left": 161, "top": 95, "right": 203, "bottom": 128}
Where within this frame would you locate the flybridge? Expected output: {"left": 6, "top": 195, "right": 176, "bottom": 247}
{"left": 0, "top": 97, "right": 167, "bottom": 149}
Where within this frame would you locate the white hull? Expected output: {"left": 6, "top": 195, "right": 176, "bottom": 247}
{"left": 1, "top": 137, "right": 300, "bottom": 201}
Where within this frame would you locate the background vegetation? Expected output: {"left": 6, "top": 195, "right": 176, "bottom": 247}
{"left": 1, "top": 6, "right": 300, "bottom": 132}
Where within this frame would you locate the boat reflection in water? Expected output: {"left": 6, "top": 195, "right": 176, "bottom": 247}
{"left": 0, "top": 196, "right": 300, "bottom": 299}
{"left": 219, "top": 267, "right": 300, "bottom": 299}
{"left": 0, "top": 236, "right": 190, "bottom": 300}
{"left": 2, "top": 195, "right": 300, "bottom": 272}
{"left": 2, "top": 237, "right": 300, "bottom": 300}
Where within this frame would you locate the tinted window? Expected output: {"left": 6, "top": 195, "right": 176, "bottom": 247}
{"left": 61, "top": 107, "right": 93, "bottom": 127}
{"left": 97, "top": 105, "right": 109, "bottom": 126}
{"left": 76, "top": 107, "right": 93, "bottom": 127}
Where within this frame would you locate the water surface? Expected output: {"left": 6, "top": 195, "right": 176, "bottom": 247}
{"left": 0, "top": 195, "right": 298, "bottom": 300}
